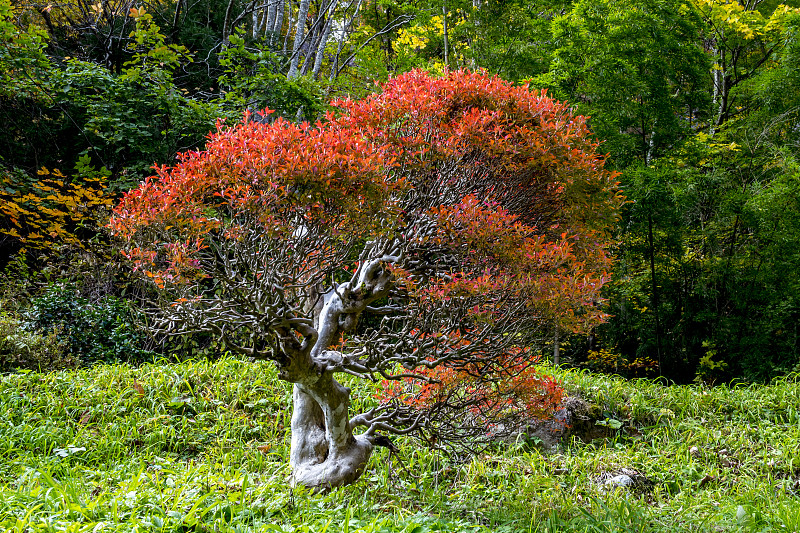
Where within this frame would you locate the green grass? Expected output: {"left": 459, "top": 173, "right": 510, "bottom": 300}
{"left": 0, "top": 357, "right": 798, "bottom": 532}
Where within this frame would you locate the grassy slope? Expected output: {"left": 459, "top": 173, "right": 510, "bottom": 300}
{"left": 0, "top": 357, "right": 798, "bottom": 532}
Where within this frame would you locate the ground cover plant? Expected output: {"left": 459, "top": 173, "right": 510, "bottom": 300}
{"left": 0, "top": 356, "right": 798, "bottom": 532}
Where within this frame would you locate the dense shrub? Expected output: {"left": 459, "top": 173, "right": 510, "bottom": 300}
{"left": 0, "top": 312, "right": 75, "bottom": 371}
{"left": 25, "top": 284, "right": 155, "bottom": 367}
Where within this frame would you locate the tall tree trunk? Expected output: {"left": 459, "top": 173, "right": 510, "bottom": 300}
{"left": 329, "top": 0, "right": 364, "bottom": 81}
{"left": 283, "top": 4, "right": 294, "bottom": 53}
{"left": 648, "top": 214, "right": 663, "bottom": 375}
{"left": 300, "top": 18, "right": 322, "bottom": 77}
{"left": 711, "top": 43, "right": 728, "bottom": 134}
{"left": 312, "top": 0, "right": 339, "bottom": 79}
{"left": 288, "top": 0, "right": 311, "bottom": 78}
{"left": 266, "top": 0, "right": 280, "bottom": 44}
{"left": 646, "top": 122, "right": 657, "bottom": 164}
{"left": 277, "top": 0, "right": 287, "bottom": 36}
{"left": 222, "top": 0, "right": 236, "bottom": 45}
{"left": 253, "top": 7, "right": 264, "bottom": 38}
{"left": 442, "top": 2, "right": 449, "bottom": 70}
{"left": 171, "top": 0, "right": 185, "bottom": 38}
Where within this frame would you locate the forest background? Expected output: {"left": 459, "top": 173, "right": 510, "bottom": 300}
{"left": 3, "top": 0, "right": 800, "bottom": 384}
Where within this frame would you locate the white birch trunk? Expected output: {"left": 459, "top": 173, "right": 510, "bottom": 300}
{"left": 221, "top": 0, "right": 236, "bottom": 45}
{"left": 711, "top": 41, "right": 727, "bottom": 134}
{"left": 329, "top": 0, "right": 364, "bottom": 81}
{"left": 283, "top": 3, "right": 294, "bottom": 54}
{"left": 256, "top": 0, "right": 274, "bottom": 40}
{"left": 253, "top": 7, "right": 264, "bottom": 38}
{"left": 287, "top": 0, "right": 311, "bottom": 78}
{"left": 311, "top": 0, "right": 339, "bottom": 79}
{"left": 269, "top": 0, "right": 284, "bottom": 46}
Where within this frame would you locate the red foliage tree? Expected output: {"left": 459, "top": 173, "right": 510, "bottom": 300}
{"left": 110, "top": 70, "right": 623, "bottom": 489}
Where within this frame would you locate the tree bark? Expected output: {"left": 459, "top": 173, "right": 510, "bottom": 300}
{"left": 289, "top": 377, "right": 373, "bottom": 489}
{"left": 300, "top": 18, "right": 322, "bottom": 77}
{"left": 266, "top": 0, "right": 281, "bottom": 44}
{"left": 286, "top": 251, "right": 394, "bottom": 488}
{"left": 288, "top": 0, "right": 311, "bottom": 78}
{"left": 283, "top": 4, "right": 293, "bottom": 54}
{"left": 442, "top": 2, "right": 449, "bottom": 70}
{"left": 312, "top": 0, "right": 339, "bottom": 79}
{"left": 253, "top": 9, "right": 263, "bottom": 38}
{"left": 221, "top": 0, "right": 237, "bottom": 45}
{"left": 711, "top": 43, "right": 729, "bottom": 134}
{"left": 171, "top": 0, "right": 185, "bottom": 38}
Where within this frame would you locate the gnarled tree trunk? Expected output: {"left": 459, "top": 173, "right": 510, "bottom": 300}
{"left": 289, "top": 378, "right": 373, "bottom": 489}
{"left": 285, "top": 251, "right": 394, "bottom": 488}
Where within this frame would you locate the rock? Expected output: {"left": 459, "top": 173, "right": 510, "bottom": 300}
{"left": 520, "top": 396, "right": 610, "bottom": 450}
{"left": 597, "top": 468, "right": 652, "bottom": 492}
{"left": 604, "top": 474, "right": 634, "bottom": 488}
{"left": 736, "top": 505, "right": 747, "bottom": 521}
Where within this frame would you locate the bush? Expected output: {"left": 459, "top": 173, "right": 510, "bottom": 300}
{"left": 585, "top": 348, "right": 658, "bottom": 378}
{"left": 25, "top": 284, "right": 155, "bottom": 367}
{"left": 0, "top": 312, "right": 75, "bottom": 371}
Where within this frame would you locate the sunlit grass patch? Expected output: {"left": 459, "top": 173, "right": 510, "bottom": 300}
{"left": 0, "top": 359, "right": 798, "bottom": 531}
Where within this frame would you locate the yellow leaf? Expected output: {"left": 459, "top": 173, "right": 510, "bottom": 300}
{"left": 40, "top": 207, "right": 64, "bottom": 217}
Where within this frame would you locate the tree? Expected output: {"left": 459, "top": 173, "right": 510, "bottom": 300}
{"left": 541, "top": 0, "right": 710, "bottom": 168}
{"left": 595, "top": 7, "right": 800, "bottom": 382}
{"left": 692, "top": 0, "right": 800, "bottom": 131}
{"left": 110, "top": 70, "right": 622, "bottom": 489}
{"left": 390, "top": 0, "right": 566, "bottom": 80}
